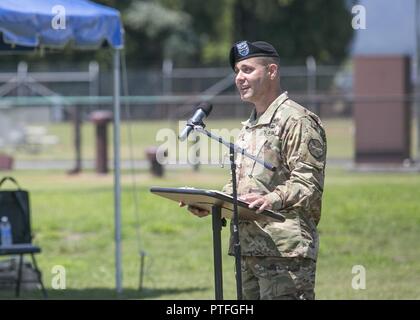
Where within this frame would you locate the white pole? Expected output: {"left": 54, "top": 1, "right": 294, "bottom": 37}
{"left": 113, "top": 48, "right": 122, "bottom": 293}
{"left": 306, "top": 56, "right": 317, "bottom": 115}
{"left": 416, "top": 0, "right": 420, "bottom": 162}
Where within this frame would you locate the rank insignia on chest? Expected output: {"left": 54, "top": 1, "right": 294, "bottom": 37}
{"left": 264, "top": 129, "right": 275, "bottom": 137}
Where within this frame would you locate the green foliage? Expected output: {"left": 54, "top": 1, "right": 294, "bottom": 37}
{"left": 123, "top": 1, "right": 200, "bottom": 66}
{"left": 158, "top": 0, "right": 355, "bottom": 65}
{"left": 0, "top": 0, "right": 355, "bottom": 68}
{"left": 232, "top": 0, "right": 354, "bottom": 65}
{"left": 159, "top": 0, "right": 235, "bottom": 65}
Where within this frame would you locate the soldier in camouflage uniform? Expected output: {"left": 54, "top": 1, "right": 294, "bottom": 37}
{"left": 183, "top": 40, "right": 326, "bottom": 300}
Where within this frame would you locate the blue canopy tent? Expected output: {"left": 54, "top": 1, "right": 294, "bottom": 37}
{"left": 0, "top": 0, "right": 125, "bottom": 293}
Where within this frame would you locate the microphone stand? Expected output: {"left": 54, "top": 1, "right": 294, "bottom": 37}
{"left": 193, "top": 123, "right": 276, "bottom": 300}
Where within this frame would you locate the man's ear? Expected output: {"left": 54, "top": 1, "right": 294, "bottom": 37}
{"left": 268, "top": 64, "right": 278, "bottom": 80}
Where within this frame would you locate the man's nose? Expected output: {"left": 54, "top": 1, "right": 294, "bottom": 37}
{"left": 236, "top": 71, "right": 245, "bottom": 83}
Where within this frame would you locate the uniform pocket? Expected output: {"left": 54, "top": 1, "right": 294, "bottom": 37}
{"left": 263, "top": 217, "right": 302, "bottom": 254}
{"left": 251, "top": 135, "right": 282, "bottom": 177}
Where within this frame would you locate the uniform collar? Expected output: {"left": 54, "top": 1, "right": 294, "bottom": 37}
{"left": 241, "top": 91, "right": 289, "bottom": 127}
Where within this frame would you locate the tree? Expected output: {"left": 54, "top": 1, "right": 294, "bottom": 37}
{"left": 232, "top": 0, "right": 355, "bottom": 65}
{"left": 159, "top": 0, "right": 234, "bottom": 65}
{"left": 0, "top": 0, "right": 355, "bottom": 68}
{"left": 123, "top": 1, "right": 200, "bottom": 67}
{"left": 157, "top": 0, "right": 355, "bottom": 66}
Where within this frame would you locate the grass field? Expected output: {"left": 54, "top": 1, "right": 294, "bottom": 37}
{"left": 10, "top": 118, "right": 419, "bottom": 164}
{"left": 0, "top": 166, "right": 419, "bottom": 299}
{"left": 12, "top": 118, "right": 357, "bottom": 161}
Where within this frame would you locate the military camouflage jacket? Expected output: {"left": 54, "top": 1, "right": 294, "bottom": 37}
{"left": 222, "top": 92, "right": 327, "bottom": 261}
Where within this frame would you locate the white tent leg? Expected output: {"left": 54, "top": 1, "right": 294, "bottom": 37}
{"left": 113, "top": 48, "right": 122, "bottom": 294}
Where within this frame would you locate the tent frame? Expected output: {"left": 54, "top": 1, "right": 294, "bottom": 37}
{"left": 1, "top": 5, "right": 124, "bottom": 292}
{"left": 112, "top": 49, "right": 122, "bottom": 293}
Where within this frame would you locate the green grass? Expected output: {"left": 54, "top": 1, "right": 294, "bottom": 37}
{"left": 317, "top": 169, "right": 420, "bottom": 299}
{"left": 322, "top": 118, "right": 353, "bottom": 159}
{"left": 7, "top": 117, "right": 420, "bottom": 161}
{"left": 0, "top": 167, "right": 419, "bottom": 299}
{"left": 10, "top": 118, "right": 355, "bottom": 161}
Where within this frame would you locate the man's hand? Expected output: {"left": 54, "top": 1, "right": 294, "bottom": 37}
{"left": 239, "top": 193, "right": 273, "bottom": 214}
{"left": 179, "top": 202, "right": 210, "bottom": 218}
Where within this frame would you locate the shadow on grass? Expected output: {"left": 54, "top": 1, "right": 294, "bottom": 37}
{"left": 0, "top": 286, "right": 209, "bottom": 300}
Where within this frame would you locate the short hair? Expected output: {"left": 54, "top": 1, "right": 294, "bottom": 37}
{"left": 257, "top": 56, "right": 280, "bottom": 68}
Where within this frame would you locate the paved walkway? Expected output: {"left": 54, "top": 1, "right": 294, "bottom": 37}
{"left": 10, "top": 158, "right": 420, "bottom": 172}
{"left": 13, "top": 158, "right": 351, "bottom": 170}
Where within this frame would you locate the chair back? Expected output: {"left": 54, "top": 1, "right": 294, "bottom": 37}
{"left": 0, "top": 177, "right": 32, "bottom": 244}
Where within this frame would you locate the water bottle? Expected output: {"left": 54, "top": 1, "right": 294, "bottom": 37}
{"left": 0, "top": 216, "right": 12, "bottom": 246}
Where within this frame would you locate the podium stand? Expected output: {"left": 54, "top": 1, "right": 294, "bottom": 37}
{"left": 150, "top": 186, "right": 285, "bottom": 300}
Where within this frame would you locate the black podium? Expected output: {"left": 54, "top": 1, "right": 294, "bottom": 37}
{"left": 150, "top": 186, "right": 285, "bottom": 300}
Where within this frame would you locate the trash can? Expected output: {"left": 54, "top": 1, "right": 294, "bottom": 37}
{"left": 145, "top": 146, "right": 165, "bottom": 177}
{"left": 89, "top": 110, "right": 113, "bottom": 174}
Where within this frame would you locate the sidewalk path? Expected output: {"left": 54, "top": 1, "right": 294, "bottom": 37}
{"left": 14, "top": 158, "right": 354, "bottom": 170}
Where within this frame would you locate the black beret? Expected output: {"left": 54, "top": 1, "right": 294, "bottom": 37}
{"left": 229, "top": 40, "right": 279, "bottom": 70}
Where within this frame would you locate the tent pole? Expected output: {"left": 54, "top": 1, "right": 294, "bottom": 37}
{"left": 113, "top": 48, "right": 122, "bottom": 294}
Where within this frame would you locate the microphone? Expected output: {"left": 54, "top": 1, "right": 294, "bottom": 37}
{"left": 178, "top": 102, "right": 213, "bottom": 141}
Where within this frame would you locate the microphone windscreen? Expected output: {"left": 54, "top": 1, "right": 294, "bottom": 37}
{"left": 196, "top": 102, "right": 213, "bottom": 116}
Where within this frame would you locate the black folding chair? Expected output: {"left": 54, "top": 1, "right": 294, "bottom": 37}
{"left": 0, "top": 176, "right": 47, "bottom": 298}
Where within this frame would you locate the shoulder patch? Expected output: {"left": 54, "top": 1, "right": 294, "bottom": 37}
{"left": 308, "top": 139, "right": 324, "bottom": 160}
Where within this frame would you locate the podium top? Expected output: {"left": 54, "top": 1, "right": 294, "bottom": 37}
{"left": 150, "top": 187, "right": 285, "bottom": 222}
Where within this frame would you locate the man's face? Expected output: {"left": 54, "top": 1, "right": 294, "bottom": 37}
{"left": 234, "top": 58, "right": 271, "bottom": 104}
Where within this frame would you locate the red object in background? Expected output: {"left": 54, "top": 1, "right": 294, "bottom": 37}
{"left": 0, "top": 155, "right": 14, "bottom": 171}
{"left": 353, "top": 55, "right": 411, "bottom": 164}
{"left": 90, "top": 110, "right": 113, "bottom": 174}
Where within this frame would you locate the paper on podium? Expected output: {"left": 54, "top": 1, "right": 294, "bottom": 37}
{"left": 150, "top": 186, "right": 285, "bottom": 222}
